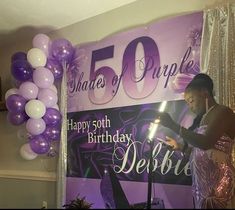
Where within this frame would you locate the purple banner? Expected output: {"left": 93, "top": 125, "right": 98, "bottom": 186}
{"left": 67, "top": 101, "right": 192, "bottom": 184}
{"left": 67, "top": 12, "right": 202, "bottom": 112}
{"left": 66, "top": 11, "right": 203, "bottom": 209}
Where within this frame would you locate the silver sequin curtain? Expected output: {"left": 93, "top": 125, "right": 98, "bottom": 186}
{"left": 56, "top": 65, "right": 67, "bottom": 209}
{"left": 201, "top": 3, "right": 235, "bottom": 110}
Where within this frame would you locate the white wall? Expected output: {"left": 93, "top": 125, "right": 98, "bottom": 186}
{"left": 0, "top": 0, "right": 224, "bottom": 208}
{"left": 49, "top": 0, "right": 221, "bottom": 44}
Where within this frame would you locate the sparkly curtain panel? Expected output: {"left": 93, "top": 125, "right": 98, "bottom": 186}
{"left": 201, "top": 3, "right": 235, "bottom": 110}
{"left": 56, "top": 66, "right": 68, "bottom": 208}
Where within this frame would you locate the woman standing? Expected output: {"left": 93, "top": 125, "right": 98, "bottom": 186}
{"left": 157, "top": 73, "right": 235, "bottom": 208}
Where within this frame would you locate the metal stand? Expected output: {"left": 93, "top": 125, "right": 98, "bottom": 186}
{"left": 146, "top": 139, "right": 154, "bottom": 209}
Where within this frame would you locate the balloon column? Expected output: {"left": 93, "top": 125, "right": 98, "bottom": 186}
{"left": 5, "top": 33, "right": 76, "bottom": 160}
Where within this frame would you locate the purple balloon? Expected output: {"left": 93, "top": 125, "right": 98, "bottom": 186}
{"left": 46, "top": 59, "right": 63, "bottom": 80}
{"left": 26, "top": 118, "right": 46, "bottom": 135}
{"left": 11, "top": 52, "right": 27, "bottom": 63}
{"left": 11, "top": 59, "right": 33, "bottom": 81}
{"left": 37, "top": 88, "right": 58, "bottom": 107}
{"left": 43, "top": 124, "right": 61, "bottom": 141}
{"left": 29, "top": 135, "right": 50, "bottom": 154}
{"left": 51, "top": 39, "right": 74, "bottom": 63}
{"left": 7, "top": 111, "right": 28, "bottom": 125}
{"left": 47, "top": 141, "right": 59, "bottom": 157}
{"left": 43, "top": 108, "right": 61, "bottom": 125}
{"left": 6, "top": 94, "right": 27, "bottom": 113}
{"left": 33, "top": 67, "right": 54, "bottom": 89}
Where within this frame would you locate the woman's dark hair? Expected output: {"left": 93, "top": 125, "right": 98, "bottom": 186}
{"left": 182, "top": 73, "right": 213, "bottom": 154}
{"left": 185, "top": 73, "right": 214, "bottom": 96}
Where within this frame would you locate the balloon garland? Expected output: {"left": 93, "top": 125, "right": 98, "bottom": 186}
{"left": 5, "top": 33, "right": 77, "bottom": 160}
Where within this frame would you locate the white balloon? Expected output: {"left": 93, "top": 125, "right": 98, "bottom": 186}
{"left": 20, "top": 143, "right": 38, "bottom": 160}
{"left": 25, "top": 99, "right": 46, "bottom": 119}
{"left": 27, "top": 48, "right": 47, "bottom": 68}
{"left": 5, "top": 88, "right": 19, "bottom": 100}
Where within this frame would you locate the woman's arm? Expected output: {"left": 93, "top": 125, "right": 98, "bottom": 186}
{"left": 158, "top": 106, "right": 234, "bottom": 150}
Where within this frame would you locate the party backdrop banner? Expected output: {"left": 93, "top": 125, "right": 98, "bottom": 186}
{"left": 66, "top": 12, "right": 203, "bottom": 209}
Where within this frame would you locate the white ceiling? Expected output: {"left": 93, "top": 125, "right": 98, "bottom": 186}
{"left": 0, "top": 0, "right": 137, "bottom": 46}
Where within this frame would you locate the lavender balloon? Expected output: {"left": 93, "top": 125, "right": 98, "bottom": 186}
{"left": 52, "top": 104, "right": 59, "bottom": 110}
{"left": 29, "top": 135, "right": 50, "bottom": 154}
{"left": 11, "top": 60, "right": 33, "bottom": 81}
{"left": 19, "top": 81, "right": 39, "bottom": 100}
{"left": 5, "top": 88, "right": 19, "bottom": 100}
{"left": 6, "top": 94, "right": 27, "bottom": 113}
{"left": 37, "top": 88, "right": 58, "bottom": 108}
{"left": 33, "top": 67, "right": 54, "bottom": 89}
{"left": 43, "top": 108, "right": 61, "bottom": 125}
{"left": 26, "top": 118, "right": 46, "bottom": 135}
{"left": 46, "top": 59, "right": 63, "bottom": 80}
{"left": 7, "top": 111, "right": 28, "bottom": 125}
{"left": 11, "top": 52, "right": 27, "bottom": 62}
{"left": 51, "top": 39, "right": 74, "bottom": 63}
{"left": 32, "top": 33, "right": 51, "bottom": 57}
{"left": 48, "top": 84, "right": 58, "bottom": 94}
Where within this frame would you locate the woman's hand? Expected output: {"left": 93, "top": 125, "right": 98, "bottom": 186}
{"left": 156, "top": 112, "right": 176, "bottom": 130}
{"left": 165, "top": 136, "right": 182, "bottom": 150}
